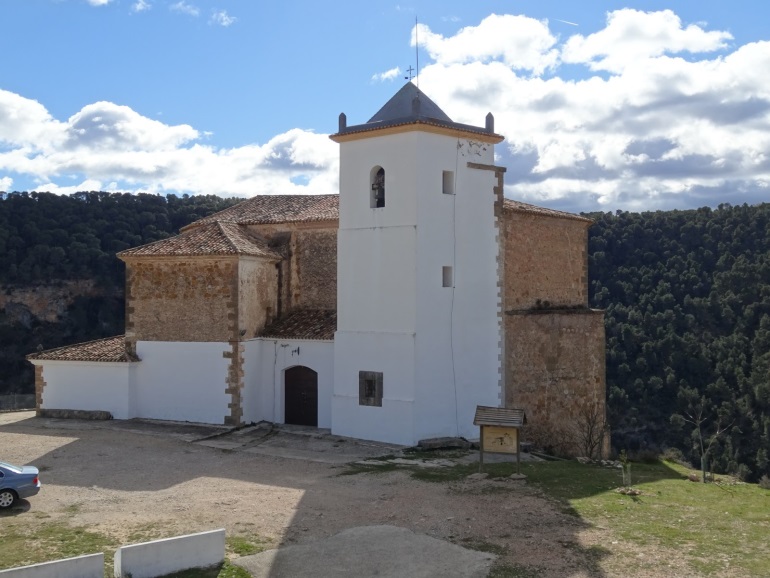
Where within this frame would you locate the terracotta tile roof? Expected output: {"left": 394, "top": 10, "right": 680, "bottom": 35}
{"left": 260, "top": 309, "right": 336, "bottom": 341}
{"left": 332, "top": 118, "right": 503, "bottom": 141}
{"left": 117, "top": 222, "right": 281, "bottom": 259}
{"left": 183, "top": 194, "right": 339, "bottom": 231}
{"left": 503, "top": 199, "right": 593, "bottom": 224}
{"left": 27, "top": 336, "right": 139, "bottom": 363}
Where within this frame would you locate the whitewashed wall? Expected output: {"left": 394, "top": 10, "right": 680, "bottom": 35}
{"left": 336, "top": 226, "right": 416, "bottom": 334}
{"left": 132, "top": 341, "right": 230, "bottom": 424}
{"left": 451, "top": 138, "right": 502, "bottom": 437}
{"left": 241, "top": 339, "right": 265, "bottom": 424}
{"left": 335, "top": 127, "right": 502, "bottom": 445}
{"left": 338, "top": 133, "right": 418, "bottom": 229}
{"left": 335, "top": 132, "right": 422, "bottom": 445}
{"left": 32, "top": 360, "right": 133, "bottom": 419}
{"left": 414, "top": 132, "right": 501, "bottom": 440}
{"left": 243, "top": 338, "right": 334, "bottom": 428}
{"left": 332, "top": 331, "right": 416, "bottom": 445}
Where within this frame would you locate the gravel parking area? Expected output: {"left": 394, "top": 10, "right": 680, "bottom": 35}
{"left": 1, "top": 411, "right": 615, "bottom": 577}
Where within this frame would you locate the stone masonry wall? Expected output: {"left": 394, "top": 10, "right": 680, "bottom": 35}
{"left": 504, "top": 212, "right": 589, "bottom": 310}
{"left": 505, "top": 310, "right": 606, "bottom": 457}
{"left": 34, "top": 364, "right": 45, "bottom": 416}
{"left": 246, "top": 223, "right": 338, "bottom": 313}
{"left": 238, "top": 258, "right": 278, "bottom": 339}
{"left": 223, "top": 341, "right": 244, "bottom": 426}
{"left": 294, "top": 229, "right": 337, "bottom": 310}
{"left": 124, "top": 258, "right": 237, "bottom": 343}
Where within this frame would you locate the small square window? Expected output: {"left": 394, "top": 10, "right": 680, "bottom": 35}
{"left": 359, "top": 371, "right": 383, "bottom": 407}
{"left": 442, "top": 171, "right": 455, "bottom": 195}
{"left": 442, "top": 266, "right": 453, "bottom": 287}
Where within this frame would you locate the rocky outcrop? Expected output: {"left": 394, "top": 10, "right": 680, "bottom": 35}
{"left": 0, "top": 281, "right": 102, "bottom": 323}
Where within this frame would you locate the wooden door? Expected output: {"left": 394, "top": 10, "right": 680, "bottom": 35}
{"left": 284, "top": 366, "right": 318, "bottom": 427}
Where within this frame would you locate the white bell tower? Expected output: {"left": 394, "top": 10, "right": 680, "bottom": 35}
{"left": 330, "top": 82, "right": 505, "bottom": 445}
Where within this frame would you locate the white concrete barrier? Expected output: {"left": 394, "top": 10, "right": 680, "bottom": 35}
{"left": 114, "top": 528, "right": 225, "bottom": 578}
{"left": 0, "top": 553, "right": 103, "bottom": 578}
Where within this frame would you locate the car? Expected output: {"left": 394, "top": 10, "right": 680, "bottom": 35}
{"left": 0, "top": 461, "right": 41, "bottom": 509}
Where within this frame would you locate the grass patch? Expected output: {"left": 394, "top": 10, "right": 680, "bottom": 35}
{"left": 0, "top": 519, "right": 118, "bottom": 574}
{"left": 125, "top": 521, "right": 167, "bottom": 544}
{"left": 337, "top": 461, "right": 401, "bottom": 476}
{"left": 342, "top": 456, "right": 769, "bottom": 576}
{"left": 520, "top": 460, "right": 770, "bottom": 577}
{"left": 402, "top": 447, "right": 471, "bottom": 460}
{"left": 226, "top": 534, "right": 271, "bottom": 556}
{"left": 410, "top": 464, "right": 476, "bottom": 483}
{"left": 0, "top": 518, "right": 258, "bottom": 578}
{"left": 62, "top": 502, "right": 83, "bottom": 514}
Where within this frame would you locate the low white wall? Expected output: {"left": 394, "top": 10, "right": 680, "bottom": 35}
{"left": 241, "top": 339, "right": 265, "bottom": 424}
{"left": 33, "top": 361, "right": 132, "bottom": 419}
{"left": 0, "top": 553, "right": 103, "bottom": 578}
{"left": 132, "top": 341, "right": 230, "bottom": 424}
{"left": 114, "top": 528, "right": 225, "bottom": 578}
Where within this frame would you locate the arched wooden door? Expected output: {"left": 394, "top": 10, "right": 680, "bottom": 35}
{"left": 284, "top": 366, "right": 318, "bottom": 427}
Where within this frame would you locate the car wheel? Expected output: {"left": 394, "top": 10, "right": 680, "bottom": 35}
{"left": 0, "top": 489, "right": 17, "bottom": 509}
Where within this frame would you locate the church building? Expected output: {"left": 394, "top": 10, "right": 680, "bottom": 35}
{"left": 28, "top": 83, "right": 606, "bottom": 452}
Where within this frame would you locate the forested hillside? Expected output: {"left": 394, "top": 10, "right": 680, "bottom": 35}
{"left": 588, "top": 204, "right": 770, "bottom": 481}
{"left": 0, "top": 191, "right": 239, "bottom": 393}
{"left": 1, "top": 192, "right": 768, "bottom": 481}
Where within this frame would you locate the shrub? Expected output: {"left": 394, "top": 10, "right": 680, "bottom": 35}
{"left": 759, "top": 475, "right": 770, "bottom": 490}
{"left": 736, "top": 464, "right": 752, "bottom": 482}
{"left": 630, "top": 447, "right": 661, "bottom": 463}
{"left": 661, "top": 447, "right": 691, "bottom": 468}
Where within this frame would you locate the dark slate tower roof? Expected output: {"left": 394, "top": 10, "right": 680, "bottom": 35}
{"left": 331, "top": 82, "right": 503, "bottom": 142}
{"left": 367, "top": 82, "right": 453, "bottom": 124}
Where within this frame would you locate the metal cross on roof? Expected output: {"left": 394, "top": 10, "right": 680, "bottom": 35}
{"left": 404, "top": 66, "right": 415, "bottom": 81}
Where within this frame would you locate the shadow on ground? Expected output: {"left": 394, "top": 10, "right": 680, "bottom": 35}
{"left": 1, "top": 412, "right": 613, "bottom": 577}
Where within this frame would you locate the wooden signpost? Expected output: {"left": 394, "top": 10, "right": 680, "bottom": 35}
{"left": 473, "top": 406, "right": 527, "bottom": 474}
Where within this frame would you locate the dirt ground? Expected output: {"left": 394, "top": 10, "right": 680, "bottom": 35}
{"left": 0, "top": 411, "right": 668, "bottom": 578}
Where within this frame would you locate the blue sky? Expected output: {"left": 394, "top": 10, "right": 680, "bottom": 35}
{"left": 2, "top": 1, "right": 770, "bottom": 213}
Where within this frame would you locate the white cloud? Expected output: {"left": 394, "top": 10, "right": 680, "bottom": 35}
{"left": 413, "top": 14, "right": 559, "bottom": 76}
{"left": 562, "top": 9, "right": 732, "bottom": 73}
{"left": 371, "top": 67, "right": 402, "bottom": 82}
{"left": 131, "top": 0, "right": 151, "bottom": 13}
{"left": 0, "top": 92, "right": 338, "bottom": 198}
{"left": 413, "top": 10, "right": 770, "bottom": 212}
{"left": 0, "top": 89, "right": 64, "bottom": 148}
{"left": 170, "top": 1, "right": 199, "bottom": 17}
{"left": 0, "top": 176, "right": 12, "bottom": 192}
{"left": 63, "top": 101, "right": 199, "bottom": 152}
{"left": 210, "top": 10, "right": 236, "bottom": 27}
{"left": 86, "top": 0, "right": 112, "bottom": 6}
{"left": 33, "top": 179, "right": 107, "bottom": 196}
{"left": 2, "top": 8, "right": 769, "bottom": 213}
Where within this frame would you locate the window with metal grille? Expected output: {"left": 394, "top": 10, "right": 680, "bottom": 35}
{"left": 358, "top": 371, "right": 383, "bottom": 407}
